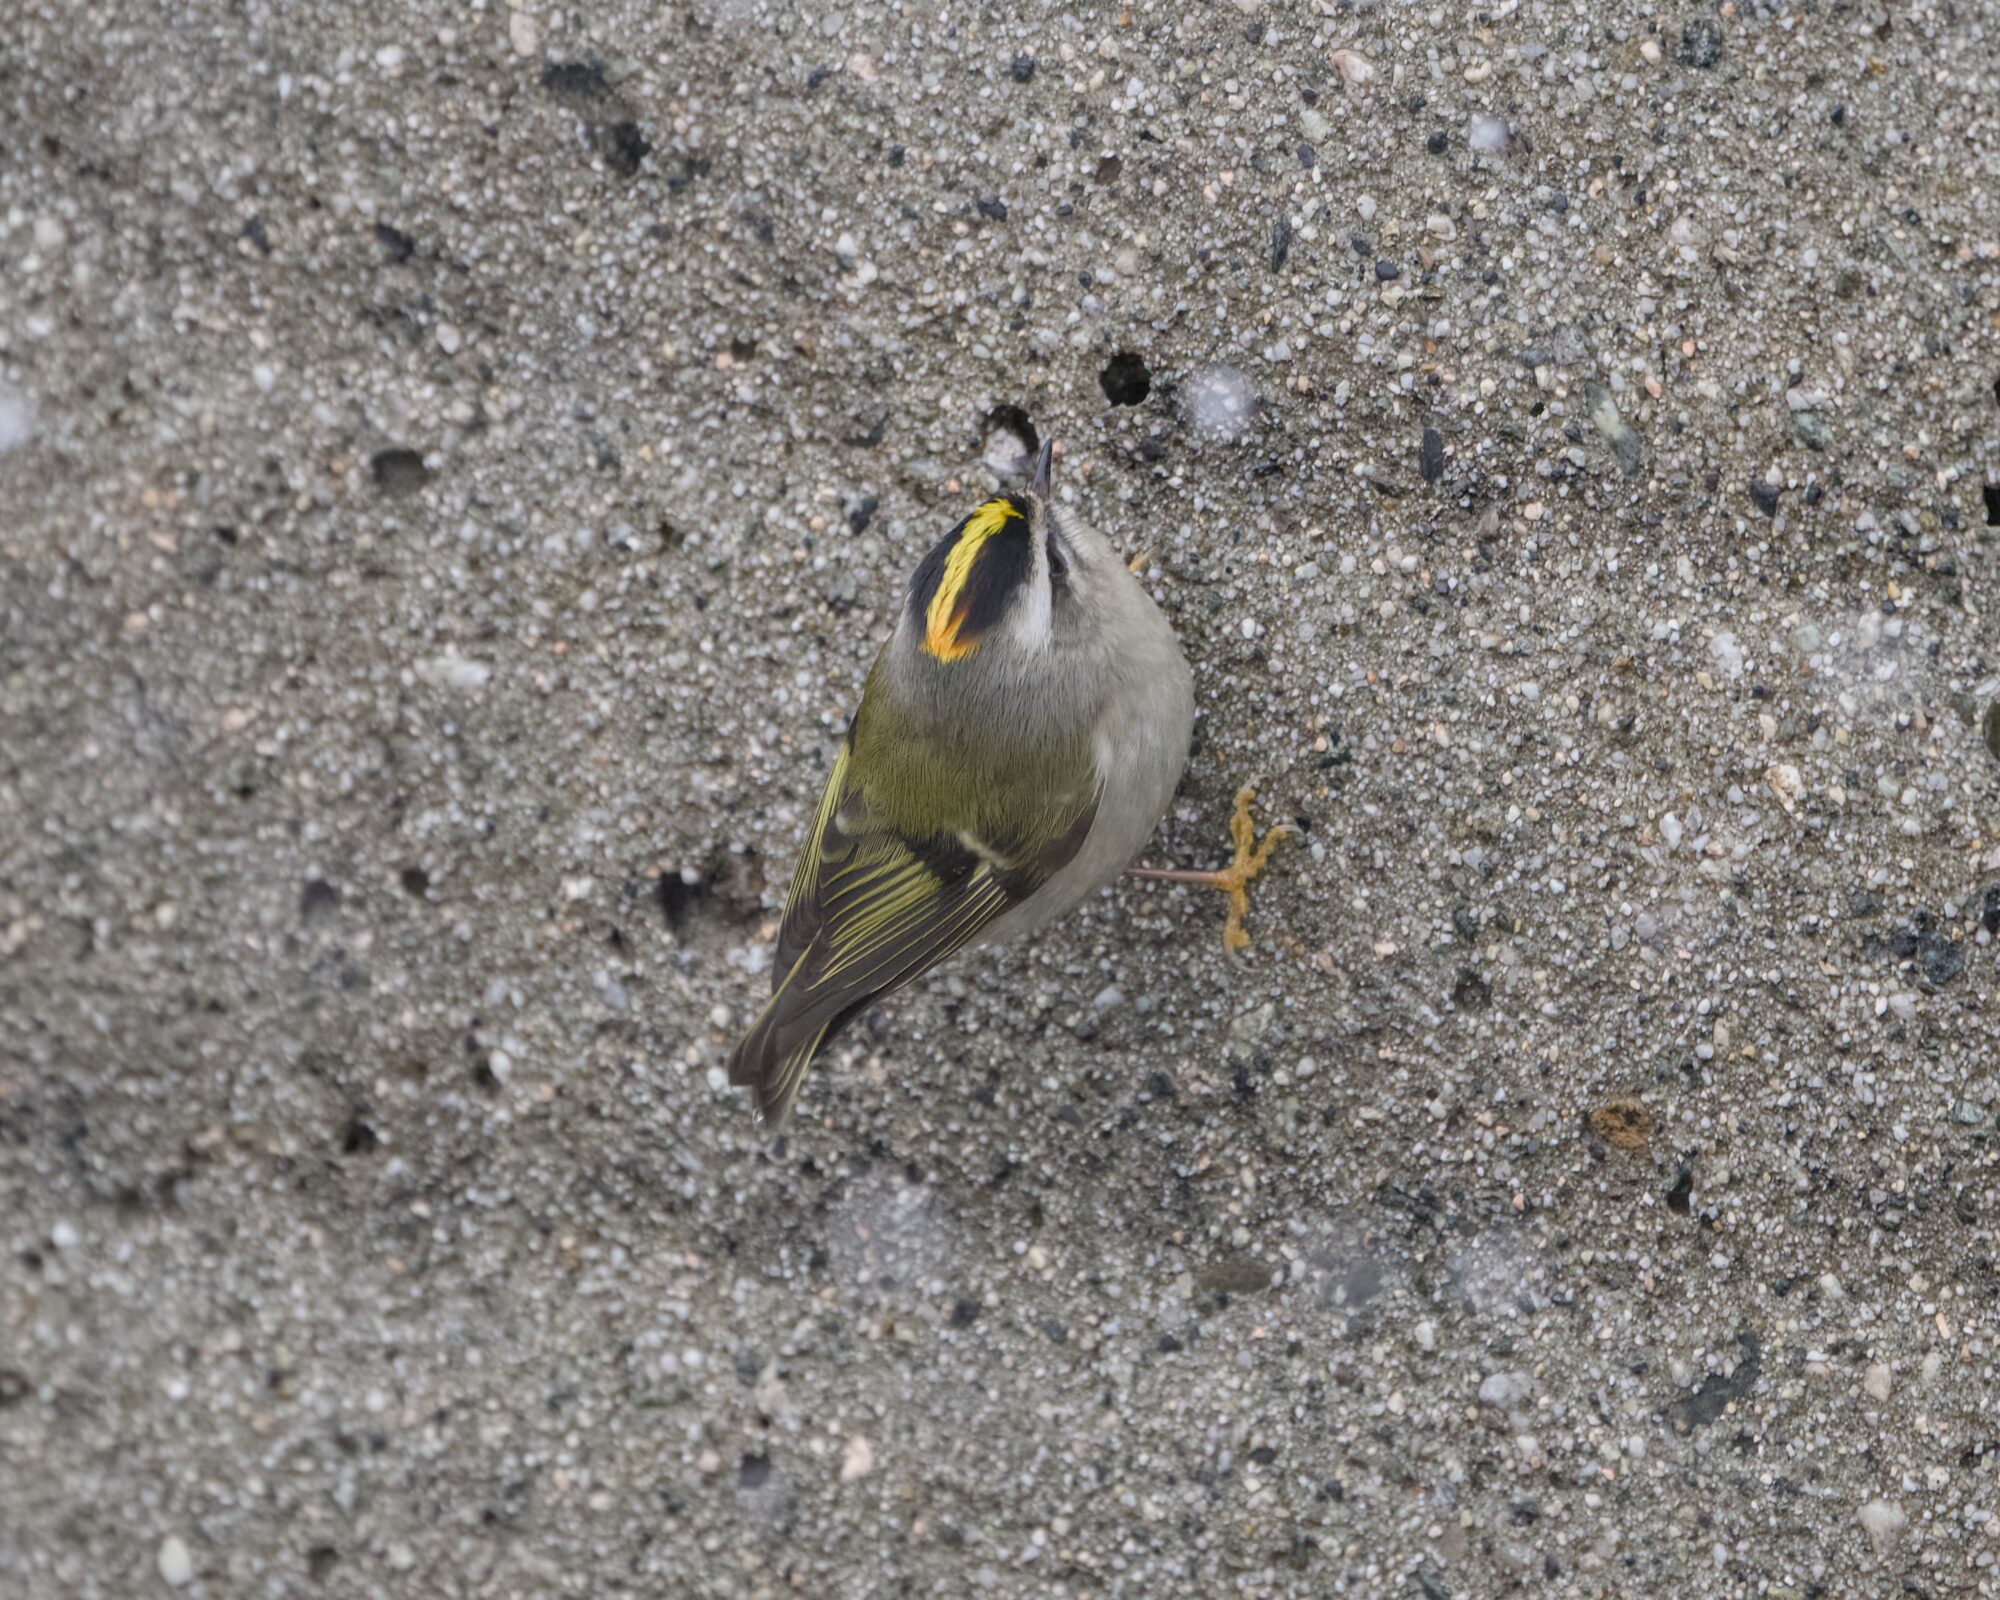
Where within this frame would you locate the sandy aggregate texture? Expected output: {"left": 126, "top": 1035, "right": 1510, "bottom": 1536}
{"left": 4, "top": 0, "right": 2000, "bottom": 1595}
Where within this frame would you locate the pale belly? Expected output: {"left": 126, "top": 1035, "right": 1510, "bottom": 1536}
{"left": 981, "top": 622, "right": 1194, "bottom": 946}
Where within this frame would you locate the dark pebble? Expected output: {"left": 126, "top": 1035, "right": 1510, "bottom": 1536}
{"left": 1374, "top": 258, "right": 1399, "bottom": 281}
{"left": 976, "top": 195, "right": 1008, "bottom": 221}
{"left": 1748, "top": 480, "right": 1781, "bottom": 517}
{"left": 1426, "top": 130, "right": 1448, "bottom": 155}
{"left": 1419, "top": 426, "right": 1444, "bottom": 483}
{"left": 1924, "top": 939, "right": 1967, "bottom": 987}
{"left": 373, "top": 222, "right": 416, "bottom": 263}
{"left": 540, "top": 61, "right": 609, "bottom": 101}
{"left": 1678, "top": 18, "right": 1723, "bottom": 67}
{"left": 1270, "top": 214, "right": 1292, "bottom": 272}
{"left": 1010, "top": 53, "right": 1036, "bottom": 83}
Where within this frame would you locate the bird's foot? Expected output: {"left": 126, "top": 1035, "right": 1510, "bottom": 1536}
{"left": 1126, "top": 547, "right": 1153, "bottom": 575}
{"left": 1125, "top": 784, "right": 1293, "bottom": 951}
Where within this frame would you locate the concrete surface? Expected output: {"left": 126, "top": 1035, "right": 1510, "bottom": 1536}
{"left": 5, "top": 0, "right": 2000, "bottom": 1595}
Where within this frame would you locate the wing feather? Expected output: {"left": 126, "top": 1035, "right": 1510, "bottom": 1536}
{"left": 727, "top": 755, "right": 1096, "bottom": 1128}
{"left": 773, "top": 739, "right": 852, "bottom": 976}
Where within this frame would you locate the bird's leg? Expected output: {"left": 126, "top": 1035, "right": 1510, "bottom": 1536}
{"left": 1126, "top": 548, "right": 1152, "bottom": 575}
{"left": 1125, "top": 785, "right": 1293, "bottom": 951}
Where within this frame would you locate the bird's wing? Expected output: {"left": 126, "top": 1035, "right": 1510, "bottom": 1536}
{"left": 730, "top": 745, "right": 1098, "bottom": 1128}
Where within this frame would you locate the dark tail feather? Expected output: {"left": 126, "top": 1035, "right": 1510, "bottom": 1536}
{"left": 726, "top": 955, "right": 835, "bottom": 1129}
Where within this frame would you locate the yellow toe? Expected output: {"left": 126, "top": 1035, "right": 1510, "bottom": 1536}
{"left": 1215, "top": 786, "right": 1292, "bottom": 950}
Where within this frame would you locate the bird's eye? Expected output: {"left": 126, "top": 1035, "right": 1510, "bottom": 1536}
{"left": 1047, "top": 538, "right": 1068, "bottom": 583}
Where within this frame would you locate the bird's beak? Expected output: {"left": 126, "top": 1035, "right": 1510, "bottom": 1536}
{"left": 1031, "top": 437, "right": 1054, "bottom": 499}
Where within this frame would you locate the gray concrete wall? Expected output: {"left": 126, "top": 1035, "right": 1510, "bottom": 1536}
{"left": 3, "top": 0, "right": 1998, "bottom": 1594}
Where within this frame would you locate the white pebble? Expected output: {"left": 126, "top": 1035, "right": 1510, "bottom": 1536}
{"left": 508, "top": 11, "right": 540, "bottom": 56}
{"left": 436, "top": 322, "right": 462, "bottom": 355}
{"left": 1863, "top": 1362, "right": 1892, "bottom": 1402}
{"left": 1329, "top": 48, "right": 1375, "bottom": 85}
{"left": 415, "top": 651, "right": 492, "bottom": 691}
{"left": 1478, "top": 1370, "right": 1534, "bottom": 1408}
{"left": 1185, "top": 366, "right": 1256, "bottom": 443}
{"left": 841, "top": 1434, "right": 875, "bottom": 1481}
{"left": 1856, "top": 1499, "right": 1906, "bottom": 1551}
{"left": 0, "top": 383, "right": 34, "bottom": 453}
{"left": 158, "top": 1536, "right": 194, "bottom": 1587}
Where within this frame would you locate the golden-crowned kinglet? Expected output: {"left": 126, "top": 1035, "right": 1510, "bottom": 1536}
{"left": 729, "top": 441, "right": 1286, "bottom": 1126}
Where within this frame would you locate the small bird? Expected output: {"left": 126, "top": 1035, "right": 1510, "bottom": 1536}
{"left": 727, "top": 441, "right": 1288, "bottom": 1127}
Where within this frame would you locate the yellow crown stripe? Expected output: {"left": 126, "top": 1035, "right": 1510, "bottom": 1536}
{"left": 923, "top": 499, "right": 1021, "bottom": 661}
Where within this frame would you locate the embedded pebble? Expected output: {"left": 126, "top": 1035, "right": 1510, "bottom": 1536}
{"left": 1856, "top": 1499, "right": 1906, "bottom": 1551}
{"left": 0, "top": 384, "right": 33, "bottom": 452}
{"left": 157, "top": 1537, "right": 193, "bottom": 1587}
{"left": 1329, "top": 48, "right": 1375, "bottom": 85}
{"left": 1478, "top": 1371, "right": 1535, "bottom": 1408}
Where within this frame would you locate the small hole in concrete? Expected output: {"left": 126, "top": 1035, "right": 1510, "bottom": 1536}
{"left": 1100, "top": 352, "right": 1151, "bottom": 406}
{"left": 658, "top": 872, "right": 707, "bottom": 931}
{"left": 299, "top": 878, "right": 341, "bottom": 924}
{"left": 1666, "top": 1166, "right": 1694, "bottom": 1214}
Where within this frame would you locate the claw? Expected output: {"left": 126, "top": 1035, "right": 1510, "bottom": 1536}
{"left": 1125, "top": 785, "right": 1293, "bottom": 951}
